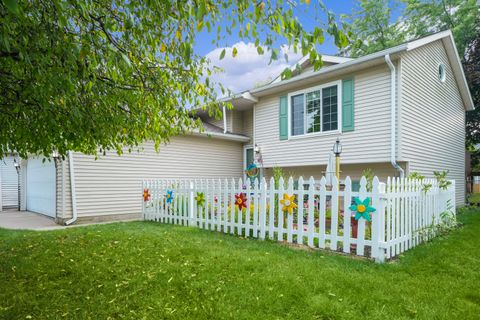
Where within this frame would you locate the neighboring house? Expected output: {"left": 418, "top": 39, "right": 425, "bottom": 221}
{"left": 0, "top": 30, "right": 473, "bottom": 224}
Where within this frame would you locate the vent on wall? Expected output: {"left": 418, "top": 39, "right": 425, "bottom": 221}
{"left": 438, "top": 63, "right": 446, "bottom": 83}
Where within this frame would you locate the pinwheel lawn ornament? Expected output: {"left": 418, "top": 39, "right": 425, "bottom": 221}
{"left": 245, "top": 163, "right": 259, "bottom": 179}
{"left": 349, "top": 197, "right": 376, "bottom": 222}
{"left": 235, "top": 193, "right": 247, "bottom": 210}
{"left": 143, "top": 188, "right": 151, "bottom": 202}
{"left": 280, "top": 193, "right": 298, "bottom": 214}
{"left": 195, "top": 192, "right": 205, "bottom": 207}
{"left": 166, "top": 190, "right": 174, "bottom": 204}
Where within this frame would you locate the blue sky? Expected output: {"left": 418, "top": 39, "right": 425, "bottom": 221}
{"left": 197, "top": 1, "right": 403, "bottom": 93}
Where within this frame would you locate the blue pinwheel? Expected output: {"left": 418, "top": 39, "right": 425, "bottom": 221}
{"left": 349, "top": 197, "right": 376, "bottom": 222}
{"left": 166, "top": 190, "right": 174, "bottom": 204}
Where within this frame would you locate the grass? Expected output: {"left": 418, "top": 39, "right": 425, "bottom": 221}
{"left": 468, "top": 193, "right": 480, "bottom": 205}
{"left": 1, "top": 210, "right": 480, "bottom": 319}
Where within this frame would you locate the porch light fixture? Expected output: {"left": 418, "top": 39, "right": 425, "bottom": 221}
{"left": 332, "top": 138, "right": 342, "bottom": 156}
{"left": 254, "top": 144, "right": 261, "bottom": 155}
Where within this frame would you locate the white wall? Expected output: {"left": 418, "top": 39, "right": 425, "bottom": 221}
{"left": 400, "top": 40, "right": 466, "bottom": 205}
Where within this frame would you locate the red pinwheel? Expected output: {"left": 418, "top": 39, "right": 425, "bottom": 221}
{"left": 234, "top": 193, "right": 247, "bottom": 210}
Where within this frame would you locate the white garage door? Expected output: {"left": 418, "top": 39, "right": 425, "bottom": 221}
{"left": 1, "top": 156, "right": 19, "bottom": 209}
{"left": 26, "top": 158, "right": 56, "bottom": 217}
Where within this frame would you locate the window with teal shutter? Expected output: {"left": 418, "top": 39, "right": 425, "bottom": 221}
{"left": 279, "top": 95, "right": 288, "bottom": 140}
{"left": 342, "top": 78, "right": 354, "bottom": 132}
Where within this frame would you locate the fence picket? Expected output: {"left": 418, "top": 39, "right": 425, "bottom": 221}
{"left": 343, "top": 177, "right": 352, "bottom": 254}
{"left": 237, "top": 178, "right": 243, "bottom": 236}
{"left": 331, "top": 176, "right": 339, "bottom": 251}
{"left": 318, "top": 177, "right": 327, "bottom": 249}
{"left": 356, "top": 177, "right": 367, "bottom": 256}
{"left": 252, "top": 178, "right": 259, "bottom": 238}
{"left": 297, "top": 176, "right": 305, "bottom": 245}
{"left": 259, "top": 178, "right": 267, "bottom": 240}
{"left": 286, "top": 177, "right": 294, "bottom": 243}
{"left": 307, "top": 176, "right": 315, "bottom": 248}
{"left": 371, "top": 177, "right": 380, "bottom": 260}
{"left": 245, "top": 180, "right": 251, "bottom": 237}
{"left": 268, "top": 177, "right": 275, "bottom": 240}
{"left": 277, "top": 177, "right": 285, "bottom": 242}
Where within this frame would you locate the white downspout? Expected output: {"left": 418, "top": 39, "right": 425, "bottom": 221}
{"left": 65, "top": 151, "right": 78, "bottom": 225}
{"left": 385, "top": 54, "right": 405, "bottom": 178}
{"left": 222, "top": 106, "right": 227, "bottom": 134}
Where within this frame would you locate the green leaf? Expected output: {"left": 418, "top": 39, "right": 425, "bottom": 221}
{"left": 4, "top": 0, "right": 19, "bottom": 14}
{"left": 219, "top": 48, "right": 226, "bottom": 60}
{"left": 121, "top": 53, "right": 131, "bottom": 67}
{"left": 232, "top": 47, "right": 238, "bottom": 58}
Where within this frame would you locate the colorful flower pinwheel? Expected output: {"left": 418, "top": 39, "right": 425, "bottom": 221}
{"left": 166, "top": 190, "right": 174, "bottom": 204}
{"left": 280, "top": 193, "right": 298, "bottom": 214}
{"left": 235, "top": 193, "right": 247, "bottom": 210}
{"left": 349, "top": 197, "right": 376, "bottom": 222}
{"left": 195, "top": 192, "right": 205, "bottom": 207}
{"left": 143, "top": 188, "right": 151, "bottom": 202}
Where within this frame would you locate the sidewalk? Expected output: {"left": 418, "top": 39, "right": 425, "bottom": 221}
{"left": 0, "top": 209, "right": 65, "bottom": 231}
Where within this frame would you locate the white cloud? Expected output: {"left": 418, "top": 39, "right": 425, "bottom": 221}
{"left": 205, "top": 41, "right": 303, "bottom": 94}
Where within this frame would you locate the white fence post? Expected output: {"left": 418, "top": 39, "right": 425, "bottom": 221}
{"left": 371, "top": 177, "right": 382, "bottom": 262}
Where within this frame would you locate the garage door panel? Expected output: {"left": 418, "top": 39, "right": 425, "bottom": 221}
{"left": 26, "top": 158, "right": 56, "bottom": 217}
{"left": 1, "top": 156, "right": 19, "bottom": 208}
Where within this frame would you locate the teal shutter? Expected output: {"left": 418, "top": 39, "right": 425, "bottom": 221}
{"left": 342, "top": 79, "right": 354, "bottom": 132}
{"left": 279, "top": 95, "right": 288, "bottom": 140}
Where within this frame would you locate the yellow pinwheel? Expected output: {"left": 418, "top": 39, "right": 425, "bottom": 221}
{"left": 280, "top": 193, "right": 297, "bottom": 214}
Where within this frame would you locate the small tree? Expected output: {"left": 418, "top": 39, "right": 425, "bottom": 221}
{"left": 0, "top": 0, "right": 347, "bottom": 158}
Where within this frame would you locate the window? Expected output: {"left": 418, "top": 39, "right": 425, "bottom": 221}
{"left": 290, "top": 83, "right": 339, "bottom": 136}
{"left": 291, "top": 94, "right": 304, "bottom": 136}
{"left": 438, "top": 63, "right": 446, "bottom": 82}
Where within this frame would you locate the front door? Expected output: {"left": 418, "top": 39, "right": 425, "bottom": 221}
{"left": 244, "top": 147, "right": 254, "bottom": 181}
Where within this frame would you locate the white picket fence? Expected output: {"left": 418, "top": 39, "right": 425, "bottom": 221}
{"left": 142, "top": 176, "right": 455, "bottom": 262}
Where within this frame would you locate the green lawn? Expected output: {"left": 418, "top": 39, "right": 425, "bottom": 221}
{"left": 1, "top": 210, "right": 480, "bottom": 320}
{"left": 468, "top": 193, "right": 480, "bottom": 205}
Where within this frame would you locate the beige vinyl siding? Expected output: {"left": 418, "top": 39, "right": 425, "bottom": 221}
{"left": 228, "top": 110, "right": 243, "bottom": 134}
{"left": 255, "top": 65, "right": 393, "bottom": 168}
{"left": 201, "top": 114, "right": 224, "bottom": 130}
{"left": 263, "top": 162, "right": 404, "bottom": 182}
{"left": 400, "top": 40, "right": 465, "bottom": 205}
{"left": 68, "top": 135, "right": 242, "bottom": 218}
{"left": 56, "top": 158, "right": 72, "bottom": 220}
{"left": 241, "top": 109, "right": 254, "bottom": 142}
{"left": 209, "top": 117, "right": 225, "bottom": 129}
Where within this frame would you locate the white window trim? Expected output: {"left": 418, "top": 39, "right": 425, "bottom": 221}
{"left": 287, "top": 80, "right": 342, "bottom": 140}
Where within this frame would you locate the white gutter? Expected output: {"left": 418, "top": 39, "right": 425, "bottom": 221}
{"left": 385, "top": 54, "right": 405, "bottom": 178}
{"left": 222, "top": 106, "right": 227, "bottom": 133}
{"left": 191, "top": 131, "right": 251, "bottom": 142}
{"left": 65, "top": 151, "right": 78, "bottom": 225}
